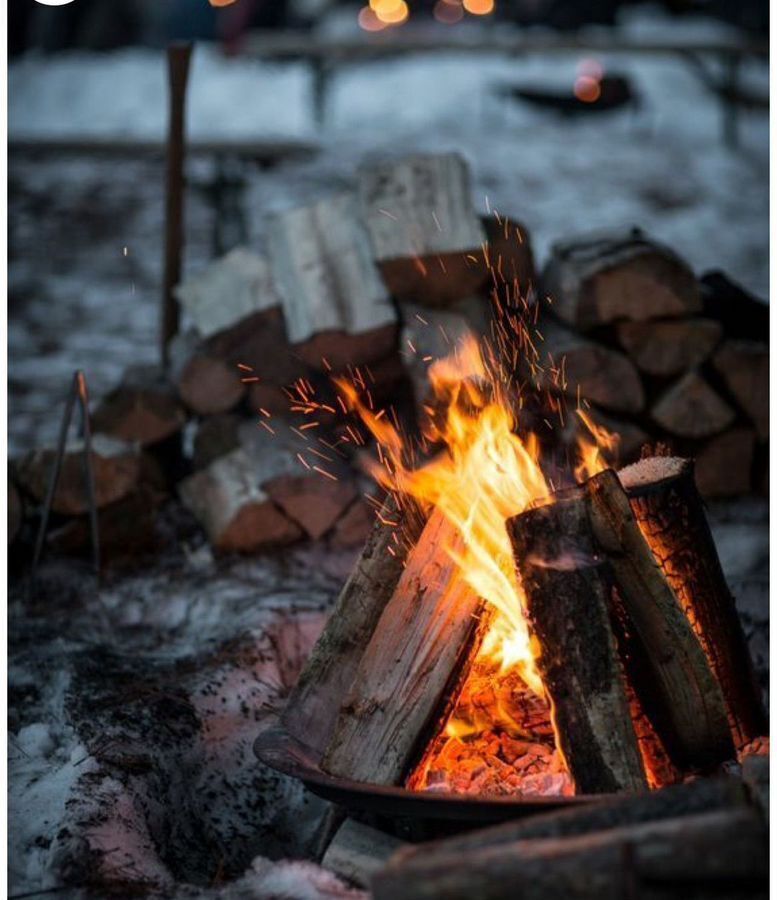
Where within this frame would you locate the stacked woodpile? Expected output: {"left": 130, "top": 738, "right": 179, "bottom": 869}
{"left": 537, "top": 231, "right": 768, "bottom": 497}
{"left": 11, "top": 152, "right": 767, "bottom": 562}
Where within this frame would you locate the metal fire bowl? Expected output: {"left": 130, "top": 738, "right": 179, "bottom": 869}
{"left": 255, "top": 726, "right": 607, "bottom": 825}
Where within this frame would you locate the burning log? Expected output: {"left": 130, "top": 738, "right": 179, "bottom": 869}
{"left": 615, "top": 317, "right": 722, "bottom": 377}
{"left": 712, "top": 340, "right": 768, "bottom": 440}
{"left": 322, "top": 509, "right": 486, "bottom": 785}
{"left": 586, "top": 469, "right": 733, "bottom": 771}
{"left": 92, "top": 365, "right": 186, "bottom": 448}
{"left": 541, "top": 228, "right": 701, "bottom": 331}
{"left": 539, "top": 320, "right": 645, "bottom": 414}
{"left": 372, "top": 806, "right": 767, "bottom": 900}
{"left": 282, "top": 495, "right": 427, "bottom": 757}
{"left": 695, "top": 428, "right": 756, "bottom": 498}
{"left": 508, "top": 494, "right": 648, "bottom": 794}
{"left": 650, "top": 370, "right": 736, "bottom": 439}
{"left": 619, "top": 456, "right": 767, "bottom": 749}
{"left": 266, "top": 192, "right": 397, "bottom": 372}
{"left": 358, "top": 153, "right": 488, "bottom": 307}
{"left": 16, "top": 435, "right": 141, "bottom": 516}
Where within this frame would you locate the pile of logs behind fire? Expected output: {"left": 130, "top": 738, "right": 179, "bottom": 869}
{"left": 9, "top": 152, "right": 768, "bottom": 563}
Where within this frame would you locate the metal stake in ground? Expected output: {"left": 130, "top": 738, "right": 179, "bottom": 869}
{"left": 31, "top": 370, "right": 101, "bottom": 578}
{"left": 161, "top": 42, "right": 193, "bottom": 367}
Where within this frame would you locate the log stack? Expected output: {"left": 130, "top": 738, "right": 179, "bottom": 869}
{"left": 538, "top": 230, "right": 768, "bottom": 498}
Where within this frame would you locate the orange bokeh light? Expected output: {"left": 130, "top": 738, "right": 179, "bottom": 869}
{"left": 371, "top": 0, "right": 409, "bottom": 24}
{"left": 358, "top": 5, "right": 388, "bottom": 31}
{"left": 574, "top": 75, "right": 602, "bottom": 103}
{"left": 208, "top": 0, "right": 239, "bottom": 6}
{"left": 463, "top": 0, "right": 495, "bottom": 14}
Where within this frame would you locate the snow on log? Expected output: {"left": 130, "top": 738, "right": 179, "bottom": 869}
{"left": 267, "top": 192, "right": 397, "bottom": 371}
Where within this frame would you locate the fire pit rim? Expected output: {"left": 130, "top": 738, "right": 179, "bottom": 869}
{"left": 255, "top": 725, "right": 612, "bottom": 823}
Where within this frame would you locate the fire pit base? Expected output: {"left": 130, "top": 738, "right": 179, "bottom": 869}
{"left": 254, "top": 725, "right": 608, "bottom": 831}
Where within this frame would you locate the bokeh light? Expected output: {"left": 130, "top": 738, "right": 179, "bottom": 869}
{"left": 371, "top": 0, "right": 409, "bottom": 25}
{"left": 358, "top": 5, "right": 389, "bottom": 30}
{"left": 208, "top": 0, "right": 239, "bottom": 7}
{"left": 574, "top": 75, "right": 601, "bottom": 103}
{"left": 463, "top": 0, "right": 495, "bottom": 15}
{"left": 578, "top": 58, "right": 605, "bottom": 80}
{"left": 433, "top": 0, "right": 464, "bottom": 24}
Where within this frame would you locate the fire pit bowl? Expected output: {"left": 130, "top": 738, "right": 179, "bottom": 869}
{"left": 255, "top": 725, "right": 609, "bottom": 826}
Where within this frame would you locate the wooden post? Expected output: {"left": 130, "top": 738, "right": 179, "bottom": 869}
{"left": 162, "top": 42, "right": 193, "bottom": 367}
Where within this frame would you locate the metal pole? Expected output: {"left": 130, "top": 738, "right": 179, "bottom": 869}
{"left": 161, "top": 42, "right": 193, "bottom": 367}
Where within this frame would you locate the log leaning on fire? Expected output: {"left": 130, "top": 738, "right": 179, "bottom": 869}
{"left": 322, "top": 508, "right": 486, "bottom": 785}
{"left": 619, "top": 456, "right": 767, "bottom": 749}
{"left": 586, "top": 469, "right": 733, "bottom": 771}
{"left": 508, "top": 494, "right": 648, "bottom": 794}
{"left": 372, "top": 806, "right": 767, "bottom": 900}
{"left": 282, "top": 495, "right": 428, "bottom": 758}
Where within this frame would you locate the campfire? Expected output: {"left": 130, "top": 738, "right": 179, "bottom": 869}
{"left": 281, "top": 309, "right": 765, "bottom": 800}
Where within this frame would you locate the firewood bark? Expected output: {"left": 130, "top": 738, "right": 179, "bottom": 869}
{"left": 372, "top": 807, "right": 767, "bottom": 900}
{"left": 92, "top": 365, "right": 186, "bottom": 447}
{"left": 712, "top": 340, "right": 768, "bottom": 440}
{"left": 16, "top": 435, "right": 141, "bottom": 516}
{"left": 382, "top": 775, "right": 749, "bottom": 860}
{"left": 695, "top": 428, "right": 756, "bottom": 498}
{"left": 541, "top": 228, "right": 701, "bottom": 331}
{"left": 282, "top": 495, "right": 427, "bottom": 758}
{"left": 586, "top": 469, "right": 733, "bottom": 771}
{"left": 651, "top": 370, "right": 735, "bottom": 439}
{"left": 619, "top": 456, "right": 767, "bottom": 749}
{"left": 267, "top": 192, "right": 397, "bottom": 372}
{"left": 616, "top": 317, "right": 722, "bottom": 377}
{"left": 358, "top": 153, "right": 488, "bottom": 307}
{"left": 322, "top": 508, "right": 485, "bottom": 785}
{"left": 321, "top": 819, "right": 405, "bottom": 888}
{"left": 508, "top": 494, "right": 647, "bottom": 794}
{"left": 539, "top": 319, "right": 645, "bottom": 414}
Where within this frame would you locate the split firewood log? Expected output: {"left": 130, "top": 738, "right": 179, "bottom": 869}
{"left": 615, "top": 317, "right": 722, "bottom": 377}
{"left": 507, "top": 493, "right": 648, "bottom": 793}
{"left": 712, "top": 340, "right": 768, "bottom": 440}
{"left": 328, "top": 498, "right": 373, "bottom": 548}
{"left": 695, "top": 428, "right": 756, "bottom": 498}
{"left": 322, "top": 508, "right": 485, "bottom": 785}
{"left": 191, "top": 414, "right": 243, "bottom": 471}
{"left": 16, "top": 435, "right": 142, "bottom": 516}
{"left": 179, "top": 422, "right": 328, "bottom": 552}
{"left": 322, "top": 819, "right": 405, "bottom": 889}
{"left": 619, "top": 456, "right": 767, "bottom": 749}
{"left": 542, "top": 227, "right": 701, "bottom": 331}
{"left": 651, "top": 370, "right": 735, "bottom": 439}
{"left": 267, "top": 192, "right": 398, "bottom": 372}
{"left": 174, "top": 246, "right": 281, "bottom": 340}
{"left": 537, "top": 319, "right": 645, "bottom": 414}
{"left": 282, "top": 494, "right": 428, "bottom": 758}
{"left": 358, "top": 153, "right": 488, "bottom": 307}
{"left": 264, "top": 473, "right": 358, "bottom": 542}
{"left": 585, "top": 469, "right": 733, "bottom": 771}
{"left": 175, "top": 351, "right": 246, "bottom": 416}
{"left": 372, "top": 806, "right": 767, "bottom": 900}
{"left": 700, "top": 270, "right": 769, "bottom": 341}
{"left": 92, "top": 365, "right": 187, "bottom": 448}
